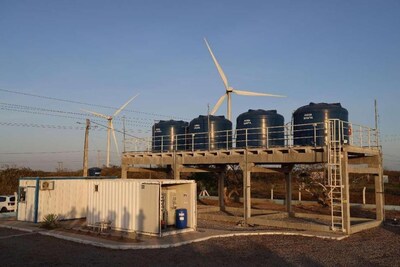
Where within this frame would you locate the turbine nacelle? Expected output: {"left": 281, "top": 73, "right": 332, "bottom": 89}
{"left": 81, "top": 93, "right": 139, "bottom": 167}
{"left": 226, "top": 87, "right": 234, "bottom": 93}
{"left": 204, "top": 38, "right": 286, "bottom": 121}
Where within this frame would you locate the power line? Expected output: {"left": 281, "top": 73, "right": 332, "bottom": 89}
{"left": 0, "top": 120, "right": 151, "bottom": 134}
{"left": 0, "top": 88, "right": 188, "bottom": 120}
{"left": 0, "top": 102, "right": 155, "bottom": 127}
{"left": 0, "top": 121, "right": 100, "bottom": 131}
{"left": 0, "top": 151, "right": 89, "bottom": 155}
{"left": 90, "top": 120, "right": 148, "bottom": 140}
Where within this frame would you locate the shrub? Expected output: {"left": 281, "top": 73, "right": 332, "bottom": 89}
{"left": 40, "top": 214, "right": 60, "bottom": 229}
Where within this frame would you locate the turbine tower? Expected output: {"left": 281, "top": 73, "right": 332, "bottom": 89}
{"left": 82, "top": 94, "right": 139, "bottom": 167}
{"left": 204, "top": 38, "right": 286, "bottom": 121}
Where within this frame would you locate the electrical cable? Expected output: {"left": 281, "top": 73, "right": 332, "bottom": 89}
{"left": 0, "top": 88, "right": 188, "bottom": 120}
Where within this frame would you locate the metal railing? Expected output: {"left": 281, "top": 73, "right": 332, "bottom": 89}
{"left": 123, "top": 120, "right": 379, "bottom": 153}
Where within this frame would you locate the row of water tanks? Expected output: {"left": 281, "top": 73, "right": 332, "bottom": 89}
{"left": 152, "top": 102, "right": 349, "bottom": 152}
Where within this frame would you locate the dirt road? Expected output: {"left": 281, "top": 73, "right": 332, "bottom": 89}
{"left": 1, "top": 225, "right": 399, "bottom": 266}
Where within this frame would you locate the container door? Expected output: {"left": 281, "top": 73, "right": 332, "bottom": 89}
{"left": 138, "top": 183, "right": 160, "bottom": 234}
{"left": 17, "top": 187, "right": 36, "bottom": 222}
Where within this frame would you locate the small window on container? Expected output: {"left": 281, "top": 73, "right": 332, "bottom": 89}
{"left": 19, "top": 188, "right": 26, "bottom": 202}
{"left": 94, "top": 185, "right": 99, "bottom": 192}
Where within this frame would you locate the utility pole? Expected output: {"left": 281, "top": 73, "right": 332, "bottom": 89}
{"left": 97, "top": 150, "right": 101, "bottom": 167}
{"left": 207, "top": 103, "right": 210, "bottom": 150}
{"left": 57, "top": 162, "right": 63, "bottom": 172}
{"left": 123, "top": 115, "right": 126, "bottom": 153}
{"left": 374, "top": 99, "right": 379, "bottom": 146}
{"left": 374, "top": 99, "right": 378, "bottom": 130}
{"left": 83, "top": 119, "right": 90, "bottom": 177}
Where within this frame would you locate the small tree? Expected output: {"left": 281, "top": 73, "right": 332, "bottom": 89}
{"left": 294, "top": 164, "right": 330, "bottom": 207}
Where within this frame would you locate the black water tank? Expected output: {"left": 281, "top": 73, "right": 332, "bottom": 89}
{"left": 152, "top": 120, "right": 188, "bottom": 152}
{"left": 187, "top": 115, "right": 232, "bottom": 150}
{"left": 236, "top": 109, "right": 285, "bottom": 148}
{"left": 293, "top": 102, "right": 349, "bottom": 146}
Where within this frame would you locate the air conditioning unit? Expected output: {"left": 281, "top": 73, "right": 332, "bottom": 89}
{"left": 40, "top": 181, "right": 54, "bottom": 190}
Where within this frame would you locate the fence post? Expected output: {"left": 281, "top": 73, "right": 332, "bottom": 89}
{"left": 312, "top": 123, "right": 316, "bottom": 147}
{"left": 270, "top": 186, "right": 274, "bottom": 200}
{"left": 226, "top": 130, "right": 229, "bottom": 150}
{"left": 368, "top": 128, "right": 371, "bottom": 148}
{"left": 192, "top": 134, "right": 195, "bottom": 152}
{"left": 245, "top": 129, "right": 248, "bottom": 148}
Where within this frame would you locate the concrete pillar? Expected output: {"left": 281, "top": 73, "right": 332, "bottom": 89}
{"left": 375, "top": 172, "right": 385, "bottom": 221}
{"left": 285, "top": 172, "right": 293, "bottom": 216}
{"left": 121, "top": 164, "right": 128, "bottom": 179}
{"left": 342, "top": 150, "right": 351, "bottom": 234}
{"left": 173, "top": 152, "right": 181, "bottom": 180}
{"left": 241, "top": 162, "right": 252, "bottom": 221}
{"left": 218, "top": 175, "right": 225, "bottom": 211}
{"left": 173, "top": 165, "right": 181, "bottom": 180}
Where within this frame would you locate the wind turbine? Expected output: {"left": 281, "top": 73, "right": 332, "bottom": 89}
{"left": 204, "top": 38, "right": 286, "bottom": 121}
{"left": 82, "top": 94, "right": 139, "bottom": 167}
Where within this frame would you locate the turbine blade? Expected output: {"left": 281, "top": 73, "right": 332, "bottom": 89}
{"left": 210, "top": 94, "right": 227, "bottom": 115}
{"left": 204, "top": 38, "right": 229, "bottom": 90}
{"left": 80, "top": 109, "right": 109, "bottom": 119}
{"left": 114, "top": 93, "right": 140, "bottom": 117}
{"left": 233, "top": 89, "right": 286, "bottom": 97}
{"left": 110, "top": 121, "right": 120, "bottom": 155}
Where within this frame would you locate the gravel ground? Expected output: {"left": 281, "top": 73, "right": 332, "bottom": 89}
{"left": 1, "top": 225, "right": 399, "bottom": 266}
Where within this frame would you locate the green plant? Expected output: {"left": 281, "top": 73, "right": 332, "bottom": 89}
{"left": 40, "top": 214, "right": 60, "bottom": 229}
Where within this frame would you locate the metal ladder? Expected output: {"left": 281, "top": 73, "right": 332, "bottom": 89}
{"left": 327, "top": 119, "right": 344, "bottom": 231}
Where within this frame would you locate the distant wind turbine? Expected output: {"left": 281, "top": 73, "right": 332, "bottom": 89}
{"left": 82, "top": 94, "right": 139, "bottom": 167}
{"left": 204, "top": 38, "right": 286, "bottom": 121}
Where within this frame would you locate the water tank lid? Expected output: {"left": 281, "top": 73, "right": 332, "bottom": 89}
{"left": 246, "top": 109, "right": 278, "bottom": 114}
{"left": 157, "top": 119, "right": 188, "bottom": 124}
{"left": 196, "top": 115, "right": 227, "bottom": 120}
{"left": 308, "top": 102, "right": 342, "bottom": 108}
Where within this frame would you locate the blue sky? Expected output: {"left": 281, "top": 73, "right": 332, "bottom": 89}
{"left": 0, "top": 0, "right": 399, "bottom": 170}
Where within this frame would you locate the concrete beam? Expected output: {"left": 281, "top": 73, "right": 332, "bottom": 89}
{"left": 126, "top": 167, "right": 168, "bottom": 173}
{"left": 348, "top": 166, "right": 380, "bottom": 174}
{"left": 247, "top": 217, "right": 332, "bottom": 232}
{"left": 348, "top": 155, "right": 380, "bottom": 167}
{"left": 250, "top": 166, "right": 284, "bottom": 173}
{"left": 180, "top": 167, "right": 223, "bottom": 173}
{"left": 350, "top": 220, "right": 381, "bottom": 234}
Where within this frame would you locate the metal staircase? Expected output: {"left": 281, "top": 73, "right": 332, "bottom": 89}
{"left": 326, "top": 119, "right": 344, "bottom": 231}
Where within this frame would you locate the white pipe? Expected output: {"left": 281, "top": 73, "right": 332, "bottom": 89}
{"left": 363, "top": 187, "right": 366, "bottom": 205}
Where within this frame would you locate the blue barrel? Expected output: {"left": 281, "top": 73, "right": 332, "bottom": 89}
{"left": 175, "top": 209, "right": 187, "bottom": 229}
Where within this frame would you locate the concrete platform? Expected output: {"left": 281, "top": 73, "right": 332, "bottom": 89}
{"left": 0, "top": 216, "right": 348, "bottom": 250}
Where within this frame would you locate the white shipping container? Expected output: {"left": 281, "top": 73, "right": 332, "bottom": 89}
{"left": 87, "top": 179, "right": 197, "bottom": 236}
{"left": 17, "top": 178, "right": 93, "bottom": 223}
